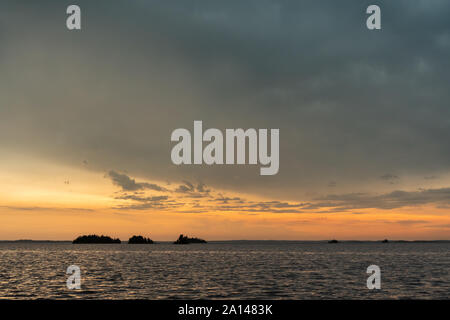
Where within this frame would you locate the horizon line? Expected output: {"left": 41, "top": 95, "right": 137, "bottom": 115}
{"left": 1, "top": 239, "right": 449, "bottom": 242}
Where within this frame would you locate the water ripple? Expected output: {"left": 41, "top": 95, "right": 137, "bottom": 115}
{"left": 0, "top": 242, "right": 448, "bottom": 299}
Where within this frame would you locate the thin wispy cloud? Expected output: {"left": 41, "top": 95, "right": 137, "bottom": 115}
{"left": 107, "top": 170, "right": 167, "bottom": 192}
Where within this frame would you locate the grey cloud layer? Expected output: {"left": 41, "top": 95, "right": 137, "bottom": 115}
{"left": 1, "top": 1, "right": 450, "bottom": 199}
{"left": 310, "top": 188, "right": 450, "bottom": 211}
{"left": 108, "top": 170, "right": 167, "bottom": 192}
{"left": 107, "top": 172, "right": 450, "bottom": 213}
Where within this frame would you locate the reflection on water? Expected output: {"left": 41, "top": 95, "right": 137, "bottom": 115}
{"left": 0, "top": 241, "right": 448, "bottom": 299}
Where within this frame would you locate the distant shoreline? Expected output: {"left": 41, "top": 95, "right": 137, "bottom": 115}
{"left": 1, "top": 239, "right": 449, "bottom": 243}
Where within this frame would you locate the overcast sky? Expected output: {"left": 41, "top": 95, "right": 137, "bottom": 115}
{"left": 1, "top": 1, "right": 450, "bottom": 240}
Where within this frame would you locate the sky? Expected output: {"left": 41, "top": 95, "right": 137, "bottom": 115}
{"left": 1, "top": 0, "right": 450, "bottom": 240}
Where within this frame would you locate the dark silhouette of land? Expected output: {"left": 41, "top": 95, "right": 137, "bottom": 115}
{"left": 174, "top": 234, "right": 207, "bottom": 244}
{"left": 3, "top": 238, "right": 448, "bottom": 244}
{"left": 73, "top": 235, "right": 121, "bottom": 244}
{"left": 128, "top": 235, "right": 154, "bottom": 244}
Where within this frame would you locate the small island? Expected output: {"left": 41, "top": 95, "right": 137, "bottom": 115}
{"left": 381, "top": 239, "right": 389, "bottom": 243}
{"left": 328, "top": 239, "right": 339, "bottom": 243}
{"left": 73, "top": 234, "right": 121, "bottom": 244}
{"left": 174, "top": 234, "right": 207, "bottom": 244}
{"left": 128, "top": 235, "right": 154, "bottom": 244}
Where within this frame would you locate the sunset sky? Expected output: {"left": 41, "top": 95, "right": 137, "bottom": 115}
{"left": 1, "top": 0, "right": 450, "bottom": 240}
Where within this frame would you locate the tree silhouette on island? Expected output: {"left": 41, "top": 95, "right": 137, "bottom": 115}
{"left": 72, "top": 234, "right": 207, "bottom": 244}
{"left": 72, "top": 234, "right": 121, "bottom": 244}
{"left": 174, "top": 234, "right": 207, "bottom": 244}
{"left": 128, "top": 235, "right": 154, "bottom": 244}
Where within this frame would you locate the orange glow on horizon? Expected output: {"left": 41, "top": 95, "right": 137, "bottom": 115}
{"left": 0, "top": 152, "right": 449, "bottom": 241}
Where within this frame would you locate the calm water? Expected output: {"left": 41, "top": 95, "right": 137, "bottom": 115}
{"left": 0, "top": 241, "right": 448, "bottom": 299}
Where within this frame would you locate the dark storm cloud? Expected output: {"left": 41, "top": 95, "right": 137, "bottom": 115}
{"left": 115, "top": 194, "right": 169, "bottom": 202}
{"left": 213, "top": 196, "right": 243, "bottom": 204}
{"left": 107, "top": 170, "right": 167, "bottom": 192}
{"left": 174, "top": 181, "right": 195, "bottom": 193}
{"left": 112, "top": 191, "right": 179, "bottom": 211}
{"left": 1, "top": 0, "right": 450, "bottom": 200}
{"left": 175, "top": 181, "right": 211, "bottom": 197}
{"left": 309, "top": 187, "right": 450, "bottom": 211}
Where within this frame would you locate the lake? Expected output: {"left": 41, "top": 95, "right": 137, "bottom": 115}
{"left": 0, "top": 241, "right": 448, "bottom": 299}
